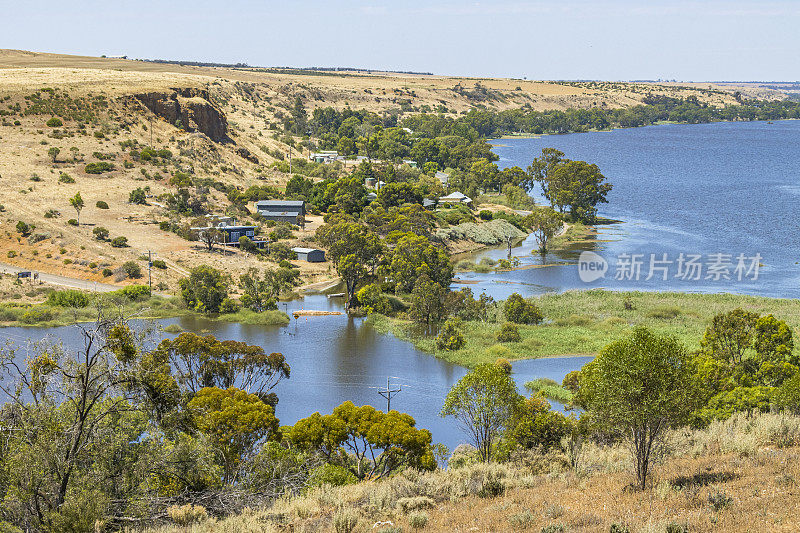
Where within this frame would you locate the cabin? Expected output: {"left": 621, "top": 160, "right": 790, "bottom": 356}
{"left": 435, "top": 171, "right": 450, "bottom": 186}
{"left": 422, "top": 198, "right": 437, "bottom": 210}
{"left": 438, "top": 191, "right": 472, "bottom": 206}
{"left": 292, "top": 247, "right": 325, "bottom": 262}
{"left": 309, "top": 151, "right": 339, "bottom": 164}
{"left": 254, "top": 200, "right": 306, "bottom": 224}
{"left": 190, "top": 216, "right": 266, "bottom": 248}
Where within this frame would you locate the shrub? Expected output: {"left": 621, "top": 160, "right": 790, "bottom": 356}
{"left": 397, "top": 496, "right": 435, "bottom": 513}
{"left": 58, "top": 173, "right": 75, "bottom": 183}
{"left": 220, "top": 298, "right": 240, "bottom": 314}
{"left": 408, "top": 512, "right": 428, "bottom": 530}
{"left": 166, "top": 504, "right": 208, "bottom": 526}
{"left": 509, "top": 511, "right": 536, "bottom": 530}
{"left": 96, "top": 200, "right": 109, "bottom": 209}
{"left": 122, "top": 261, "right": 142, "bottom": 279}
{"left": 504, "top": 293, "right": 543, "bottom": 324}
{"left": 47, "top": 290, "right": 90, "bottom": 308}
{"left": 46, "top": 117, "right": 63, "bottom": 127}
{"left": 479, "top": 210, "right": 494, "bottom": 221}
{"left": 307, "top": 463, "right": 358, "bottom": 488}
{"left": 128, "top": 187, "right": 147, "bottom": 205}
{"left": 67, "top": 219, "right": 78, "bottom": 226}
{"left": 436, "top": 317, "right": 465, "bottom": 350}
{"left": 110, "top": 236, "right": 128, "bottom": 247}
{"left": 708, "top": 491, "right": 733, "bottom": 511}
{"left": 93, "top": 227, "right": 109, "bottom": 241}
{"left": 112, "top": 285, "right": 151, "bottom": 300}
{"left": 497, "top": 322, "right": 521, "bottom": 342}
{"left": 333, "top": 509, "right": 359, "bottom": 533}
{"left": 21, "top": 307, "right": 56, "bottom": 324}
{"left": 101, "top": 268, "right": 113, "bottom": 277}
{"left": 15, "top": 221, "right": 31, "bottom": 235}
{"left": 152, "top": 259, "right": 167, "bottom": 269}
{"left": 540, "top": 526, "right": 565, "bottom": 533}
{"left": 478, "top": 476, "right": 505, "bottom": 498}
{"left": 84, "top": 162, "right": 114, "bottom": 174}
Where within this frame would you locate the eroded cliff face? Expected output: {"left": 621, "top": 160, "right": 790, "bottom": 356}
{"left": 134, "top": 88, "right": 229, "bottom": 142}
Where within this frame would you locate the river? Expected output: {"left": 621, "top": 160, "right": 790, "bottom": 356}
{"left": 2, "top": 120, "right": 796, "bottom": 449}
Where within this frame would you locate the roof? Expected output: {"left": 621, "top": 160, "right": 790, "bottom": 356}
{"left": 423, "top": 198, "right": 436, "bottom": 207}
{"left": 292, "top": 247, "right": 323, "bottom": 254}
{"left": 435, "top": 171, "right": 450, "bottom": 181}
{"left": 440, "top": 191, "right": 468, "bottom": 200}
{"left": 255, "top": 200, "right": 305, "bottom": 207}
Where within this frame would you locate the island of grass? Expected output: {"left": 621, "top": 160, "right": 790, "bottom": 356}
{"left": 367, "top": 289, "right": 800, "bottom": 367}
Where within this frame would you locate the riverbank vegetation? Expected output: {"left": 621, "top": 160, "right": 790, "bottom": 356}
{"left": 367, "top": 289, "right": 800, "bottom": 366}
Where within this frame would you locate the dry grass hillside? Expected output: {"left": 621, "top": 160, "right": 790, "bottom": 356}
{"left": 0, "top": 49, "right": 782, "bottom": 292}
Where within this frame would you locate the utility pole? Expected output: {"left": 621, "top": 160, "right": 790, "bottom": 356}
{"left": 147, "top": 250, "right": 154, "bottom": 290}
{"left": 378, "top": 377, "right": 402, "bottom": 412}
{"left": 288, "top": 145, "right": 293, "bottom": 174}
{"left": 149, "top": 117, "right": 153, "bottom": 147}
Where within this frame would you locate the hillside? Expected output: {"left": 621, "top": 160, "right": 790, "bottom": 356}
{"left": 0, "top": 49, "right": 786, "bottom": 293}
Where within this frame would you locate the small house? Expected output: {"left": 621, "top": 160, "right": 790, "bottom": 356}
{"left": 254, "top": 200, "right": 306, "bottom": 224}
{"left": 435, "top": 171, "right": 450, "bottom": 186}
{"left": 310, "top": 151, "right": 339, "bottom": 164}
{"left": 422, "top": 198, "right": 437, "bottom": 210}
{"left": 292, "top": 247, "right": 325, "bottom": 262}
{"left": 438, "top": 191, "right": 472, "bottom": 205}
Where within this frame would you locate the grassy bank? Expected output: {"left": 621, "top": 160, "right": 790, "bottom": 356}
{"left": 369, "top": 290, "right": 800, "bottom": 367}
{"left": 0, "top": 289, "right": 290, "bottom": 329}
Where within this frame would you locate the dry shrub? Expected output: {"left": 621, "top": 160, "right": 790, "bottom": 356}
{"left": 408, "top": 511, "right": 428, "bottom": 530}
{"left": 676, "top": 412, "right": 800, "bottom": 457}
{"left": 332, "top": 508, "right": 359, "bottom": 533}
{"left": 396, "top": 496, "right": 435, "bottom": 513}
{"left": 166, "top": 504, "right": 208, "bottom": 526}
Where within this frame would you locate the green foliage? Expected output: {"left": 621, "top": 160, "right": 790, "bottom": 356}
{"left": 408, "top": 512, "right": 429, "bottom": 529}
{"left": 441, "top": 363, "right": 522, "bottom": 462}
{"left": 20, "top": 307, "right": 57, "bottom": 324}
{"left": 58, "top": 172, "right": 75, "bottom": 183}
{"left": 316, "top": 221, "right": 382, "bottom": 305}
{"left": 95, "top": 200, "right": 109, "bottom": 209}
{"left": 436, "top": 317, "right": 466, "bottom": 350}
{"left": 15, "top": 221, "right": 31, "bottom": 236}
{"left": 46, "top": 117, "right": 63, "bottom": 127}
{"left": 110, "top": 236, "right": 128, "bottom": 247}
{"left": 504, "top": 293, "right": 543, "bottom": 324}
{"left": 129, "top": 187, "right": 148, "bottom": 205}
{"left": 180, "top": 265, "right": 229, "bottom": 313}
{"left": 524, "top": 378, "right": 573, "bottom": 404}
{"left": 497, "top": 322, "right": 521, "bottom": 342}
{"left": 381, "top": 232, "right": 453, "bottom": 294}
{"left": 220, "top": 298, "right": 240, "bottom": 314}
{"left": 111, "top": 284, "right": 151, "bottom": 300}
{"left": 775, "top": 372, "right": 800, "bottom": 414}
{"left": 524, "top": 207, "right": 562, "bottom": 253}
{"left": 239, "top": 267, "right": 300, "bottom": 312}
{"left": 307, "top": 463, "right": 358, "bottom": 488}
{"left": 84, "top": 161, "right": 114, "bottom": 174}
{"left": 577, "top": 327, "right": 697, "bottom": 489}
{"left": 508, "top": 395, "right": 572, "bottom": 451}
{"left": 409, "top": 275, "right": 447, "bottom": 324}
{"left": 47, "top": 289, "right": 90, "bottom": 308}
{"left": 122, "top": 260, "right": 142, "bottom": 279}
{"left": 356, "top": 283, "right": 392, "bottom": 315}
{"left": 289, "top": 401, "right": 435, "bottom": 480}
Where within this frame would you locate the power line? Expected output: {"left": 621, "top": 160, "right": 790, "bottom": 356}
{"left": 377, "top": 376, "right": 402, "bottom": 412}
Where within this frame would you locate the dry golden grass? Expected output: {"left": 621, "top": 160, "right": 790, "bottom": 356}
{"left": 142, "top": 412, "right": 800, "bottom": 533}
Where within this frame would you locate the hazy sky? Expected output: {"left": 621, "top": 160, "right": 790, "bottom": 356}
{"left": 2, "top": 1, "right": 798, "bottom": 81}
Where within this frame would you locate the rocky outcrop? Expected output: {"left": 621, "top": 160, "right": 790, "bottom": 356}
{"left": 134, "top": 88, "right": 229, "bottom": 142}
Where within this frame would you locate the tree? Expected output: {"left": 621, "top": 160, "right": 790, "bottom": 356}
{"left": 199, "top": 227, "right": 224, "bottom": 252}
{"left": 93, "top": 226, "right": 109, "bottom": 241}
{"left": 576, "top": 327, "right": 697, "bottom": 490}
{"left": 525, "top": 147, "right": 568, "bottom": 198}
{"left": 503, "top": 293, "right": 543, "bottom": 324}
{"left": 239, "top": 267, "right": 300, "bottom": 312}
{"left": 525, "top": 207, "right": 562, "bottom": 253}
{"left": 316, "top": 222, "right": 383, "bottom": 307}
{"left": 436, "top": 317, "right": 465, "bottom": 350}
{"left": 376, "top": 182, "right": 423, "bottom": 208}
{"left": 508, "top": 395, "right": 572, "bottom": 452}
{"left": 129, "top": 187, "right": 148, "bottom": 205}
{"left": 189, "top": 386, "right": 280, "bottom": 484}
{"left": 69, "top": 191, "right": 84, "bottom": 225}
{"left": 179, "top": 265, "right": 229, "bottom": 313}
{"left": 48, "top": 146, "right": 60, "bottom": 163}
{"left": 288, "top": 401, "right": 435, "bottom": 480}
{"left": 381, "top": 232, "right": 453, "bottom": 294}
{"left": 550, "top": 160, "right": 612, "bottom": 223}
{"left": 153, "top": 332, "right": 290, "bottom": 408}
{"left": 700, "top": 308, "right": 759, "bottom": 366}
{"left": 440, "top": 363, "right": 522, "bottom": 462}
{"left": 409, "top": 275, "right": 447, "bottom": 325}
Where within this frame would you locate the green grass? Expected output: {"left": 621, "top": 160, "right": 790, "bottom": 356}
{"left": 215, "top": 308, "right": 290, "bottom": 326}
{"left": 525, "top": 378, "right": 573, "bottom": 403}
{"left": 368, "top": 290, "right": 800, "bottom": 367}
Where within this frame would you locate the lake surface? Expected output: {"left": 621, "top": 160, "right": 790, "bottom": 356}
{"left": 3, "top": 120, "right": 795, "bottom": 448}
{"left": 0, "top": 295, "right": 590, "bottom": 450}
{"left": 463, "top": 120, "right": 800, "bottom": 300}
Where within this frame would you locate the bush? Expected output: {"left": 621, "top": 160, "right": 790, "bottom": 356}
{"left": 152, "top": 259, "right": 167, "bottom": 269}
{"left": 84, "top": 162, "right": 114, "bottom": 174}
{"left": 477, "top": 476, "right": 505, "bottom": 498}
{"left": 67, "top": 219, "right": 78, "bottom": 226}
{"left": 408, "top": 512, "right": 428, "bottom": 530}
{"left": 20, "top": 307, "right": 56, "bottom": 324}
{"left": 307, "top": 463, "right": 358, "bottom": 488}
{"left": 101, "top": 268, "right": 113, "bottom": 277}
{"left": 46, "top": 117, "right": 63, "bottom": 127}
{"left": 110, "top": 236, "right": 128, "bottom": 248}
{"left": 396, "top": 496, "right": 435, "bottom": 513}
{"left": 479, "top": 209, "right": 494, "bottom": 221}
{"left": 112, "top": 285, "right": 151, "bottom": 300}
{"left": 15, "top": 221, "right": 30, "bottom": 235}
{"left": 504, "top": 293, "right": 543, "bottom": 324}
{"left": 497, "top": 322, "right": 521, "bottom": 342}
{"left": 219, "top": 298, "right": 240, "bottom": 314}
{"left": 58, "top": 172, "right": 75, "bottom": 183}
{"left": 166, "top": 504, "right": 208, "bottom": 526}
{"left": 92, "top": 227, "right": 109, "bottom": 241}
{"left": 436, "top": 317, "right": 465, "bottom": 350}
{"left": 509, "top": 511, "right": 536, "bottom": 530}
{"left": 128, "top": 187, "right": 147, "bottom": 205}
{"left": 122, "top": 261, "right": 142, "bottom": 279}
{"left": 333, "top": 510, "right": 359, "bottom": 533}
{"left": 47, "top": 290, "right": 90, "bottom": 308}
{"left": 6, "top": 251, "right": 16, "bottom": 259}
{"left": 96, "top": 200, "right": 109, "bottom": 209}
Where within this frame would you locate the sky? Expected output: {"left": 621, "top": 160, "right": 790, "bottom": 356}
{"left": 2, "top": 0, "right": 799, "bottom": 81}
